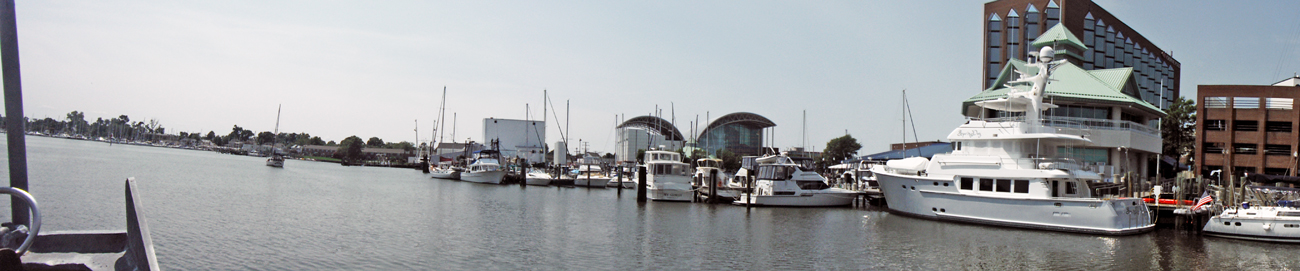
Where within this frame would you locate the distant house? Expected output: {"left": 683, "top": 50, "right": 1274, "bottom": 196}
{"left": 299, "top": 144, "right": 415, "bottom": 162}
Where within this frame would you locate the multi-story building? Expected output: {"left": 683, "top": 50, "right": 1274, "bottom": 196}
{"left": 697, "top": 112, "right": 776, "bottom": 157}
{"left": 964, "top": 24, "right": 1165, "bottom": 181}
{"left": 1196, "top": 77, "right": 1300, "bottom": 178}
{"left": 983, "top": 0, "right": 1179, "bottom": 110}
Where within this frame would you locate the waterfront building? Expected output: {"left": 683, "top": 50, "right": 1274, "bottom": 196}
{"left": 615, "top": 115, "right": 685, "bottom": 163}
{"left": 1195, "top": 77, "right": 1300, "bottom": 178}
{"left": 482, "top": 118, "right": 546, "bottom": 163}
{"left": 697, "top": 112, "right": 775, "bottom": 157}
{"left": 964, "top": 24, "right": 1164, "bottom": 181}
{"left": 983, "top": 0, "right": 1178, "bottom": 110}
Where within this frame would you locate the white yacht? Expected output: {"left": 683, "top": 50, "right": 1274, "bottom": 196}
{"left": 429, "top": 161, "right": 462, "bottom": 180}
{"left": 643, "top": 150, "right": 693, "bottom": 201}
{"left": 574, "top": 163, "right": 611, "bottom": 188}
{"left": 461, "top": 150, "right": 507, "bottom": 184}
{"left": 871, "top": 47, "right": 1153, "bottom": 235}
{"left": 733, "top": 154, "right": 858, "bottom": 207}
{"left": 694, "top": 158, "right": 739, "bottom": 200}
{"left": 524, "top": 168, "right": 553, "bottom": 186}
{"left": 1204, "top": 205, "right": 1300, "bottom": 243}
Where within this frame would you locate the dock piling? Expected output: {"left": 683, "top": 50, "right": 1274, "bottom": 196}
{"left": 637, "top": 166, "right": 647, "bottom": 202}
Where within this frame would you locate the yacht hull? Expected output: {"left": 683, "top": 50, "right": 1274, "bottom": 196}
{"left": 431, "top": 171, "right": 460, "bottom": 180}
{"left": 575, "top": 177, "right": 611, "bottom": 188}
{"left": 265, "top": 159, "right": 284, "bottom": 168}
{"left": 524, "top": 177, "right": 551, "bottom": 186}
{"left": 649, "top": 188, "right": 692, "bottom": 201}
{"left": 1203, "top": 208, "right": 1300, "bottom": 243}
{"left": 875, "top": 171, "right": 1154, "bottom": 235}
{"left": 732, "top": 191, "right": 856, "bottom": 207}
{"left": 461, "top": 171, "right": 507, "bottom": 184}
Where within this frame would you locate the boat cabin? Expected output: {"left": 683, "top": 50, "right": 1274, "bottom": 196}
{"left": 954, "top": 176, "right": 1091, "bottom": 199}
{"left": 644, "top": 150, "right": 689, "bottom": 176}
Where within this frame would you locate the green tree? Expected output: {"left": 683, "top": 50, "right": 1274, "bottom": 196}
{"left": 309, "top": 136, "right": 326, "bottom": 145}
{"left": 636, "top": 149, "right": 646, "bottom": 163}
{"left": 339, "top": 136, "right": 365, "bottom": 162}
{"left": 717, "top": 149, "right": 741, "bottom": 171}
{"left": 1161, "top": 96, "right": 1196, "bottom": 174}
{"left": 388, "top": 141, "right": 415, "bottom": 152}
{"left": 818, "top": 134, "right": 862, "bottom": 169}
{"left": 65, "top": 111, "right": 87, "bottom": 135}
{"left": 327, "top": 140, "right": 337, "bottom": 146}
{"left": 257, "top": 131, "right": 276, "bottom": 145}
{"left": 367, "top": 137, "right": 385, "bottom": 147}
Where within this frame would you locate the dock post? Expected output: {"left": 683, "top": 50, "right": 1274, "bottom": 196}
{"left": 637, "top": 166, "right": 647, "bottom": 202}
{"left": 617, "top": 165, "right": 623, "bottom": 196}
{"left": 2, "top": 0, "right": 31, "bottom": 227}
{"left": 745, "top": 175, "right": 751, "bottom": 210}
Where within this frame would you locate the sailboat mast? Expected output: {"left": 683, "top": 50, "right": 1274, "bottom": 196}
{"left": 273, "top": 104, "right": 281, "bottom": 135}
{"left": 438, "top": 86, "right": 447, "bottom": 145}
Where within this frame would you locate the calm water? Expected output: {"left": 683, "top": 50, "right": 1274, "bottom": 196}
{"left": 3, "top": 136, "right": 1300, "bottom": 270}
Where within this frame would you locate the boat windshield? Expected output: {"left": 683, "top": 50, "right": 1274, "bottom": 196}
{"left": 796, "top": 181, "right": 829, "bottom": 190}
{"left": 697, "top": 160, "right": 720, "bottom": 168}
{"left": 651, "top": 164, "right": 689, "bottom": 176}
{"left": 758, "top": 165, "right": 795, "bottom": 180}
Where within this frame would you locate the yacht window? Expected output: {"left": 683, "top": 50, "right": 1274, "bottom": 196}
{"left": 979, "top": 179, "right": 993, "bottom": 191}
{"left": 1279, "top": 211, "right": 1300, "bottom": 217}
{"left": 1065, "top": 181, "right": 1078, "bottom": 195}
{"left": 995, "top": 179, "right": 1011, "bottom": 192}
{"left": 960, "top": 178, "right": 973, "bottom": 190}
{"left": 1013, "top": 180, "right": 1029, "bottom": 193}
{"left": 797, "top": 181, "right": 829, "bottom": 190}
{"left": 1285, "top": 224, "right": 1298, "bottom": 228}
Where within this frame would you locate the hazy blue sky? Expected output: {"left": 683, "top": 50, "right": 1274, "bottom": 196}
{"left": 11, "top": 1, "right": 1300, "bottom": 155}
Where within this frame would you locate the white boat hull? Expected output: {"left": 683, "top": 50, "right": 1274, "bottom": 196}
{"left": 265, "top": 159, "right": 284, "bottom": 168}
{"left": 606, "top": 179, "right": 636, "bottom": 188}
{"left": 649, "top": 188, "right": 692, "bottom": 201}
{"left": 461, "top": 171, "right": 507, "bottom": 184}
{"left": 1204, "top": 207, "right": 1300, "bottom": 243}
{"left": 574, "top": 177, "right": 611, "bottom": 188}
{"left": 732, "top": 190, "right": 856, "bottom": 207}
{"left": 874, "top": 171, "right": 1154, "bottom": 235}
{"left": 431, "top": 171, "right": 460, "bottom": 180}
{"left": 524, "top": 177, "right": 551, "bottom": 186}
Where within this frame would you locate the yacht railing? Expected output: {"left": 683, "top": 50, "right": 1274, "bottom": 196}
{"left": 980, "top": 116, "right": 1158, "bottom": 136}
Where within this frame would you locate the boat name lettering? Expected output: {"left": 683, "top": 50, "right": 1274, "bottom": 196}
{"left": 956, "top": 130, "right": 982, "bottom": 138}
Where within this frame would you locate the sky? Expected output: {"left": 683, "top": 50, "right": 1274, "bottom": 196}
{"left": 9, "top": 1, "right": 1300, "bottom": 155}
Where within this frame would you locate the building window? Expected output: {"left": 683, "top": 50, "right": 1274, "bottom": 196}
{"left": 1234, "top": 121, "right": 1259, "bottom": 131}
{"left": 1233, "top": 143, "right": 1258, "bottom": 154}
{"left": 1205, "top": 120, "right": 1227, "bottom": 131}
{"left": 988, "top": 48, "right": 1001, "bottom": 62}
{"left": 1025, "top": 5, "right": 1040, "bottom": 41}
{"left": 1005, "top": 10, "right": 1020, "bottom": 60}
{"left": 1045, "top": 105, "right": 1111, "bottom": 120}
{"left": 1265, "top": 167, "right": 1289, "bottom": 175}
{"left": 1266, "top": 98, "right": 1294, "bottom": 110}
{"left": 1234, "top": 166, "right": 1257, "bottom": 175}
{"left": 1057, "top": 147, "right": 1109, "bottom": 164}
{"left": 979, "top": 178, "right": 993, "bottom": 191}
{"left": 995, "top": 179, "right": 1011, "bottom": 192}
{"left": 1013, "top": 180, "right": 1029, "bottom": 193}
{"left": 1266, "top": 121, "right": 1292, "bottom": 132}
{"left": 1265, "top": 145, "right": 1291, "bottom": 155}
{"left": 1203, "top": 142, "right": 1225, "bottom": 154}
{"left": 960, "top": 177, "right": 973, "bottom": 190}
{"left": 1233, "top": 97, "right": 1260, "bottom": 109}
{"left": 1205, "top": 97, "right": 1229, "bottom": 108}
{"left": 1045, "top": 1, "right": 1060, "bottom": 27}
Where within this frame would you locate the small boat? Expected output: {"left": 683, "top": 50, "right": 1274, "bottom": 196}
{"left": 643, "top": 150, "right": 692, "bottom": 201}
{"left": 605, "top": 169, "right": 636, "bottom": 188}
{"left": 733, "top": 153, "right": 858, "bottom": 207}
{"left": 266, "top": 104, "right": 285, "bottom": 168}
{"left": 573, "top": 163, "right": 611, "bottom": 188}
{"left": 1204, "top": 204, "right": 1300, "bottom": 243}
{"left": 461, "top": 148, "right": 507, "bottom": 184}
{"left": 524, "top": 168, "right": 553, "bottom": 186}
{"left": 429, "top": 161, "right": 463, "bottom": 180}
{"left": 694, "top": 158, "right": 740, "bottom": 200}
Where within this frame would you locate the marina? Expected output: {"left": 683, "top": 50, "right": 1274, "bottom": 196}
{"left": 5, "top": 136, "right": 1300, "bottom": 270}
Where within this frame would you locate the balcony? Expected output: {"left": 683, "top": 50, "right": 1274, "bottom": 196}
{"left": 980, "top": 116, "right": 1161, "bottom": 153}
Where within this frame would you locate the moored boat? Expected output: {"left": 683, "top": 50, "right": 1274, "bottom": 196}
{"left": 733, "top": 153, "right": 858, "bottom": 207}
{"left": 643, "top": 150, "right": 692, "bottom": 201}
{"left": 461, "top": 148, "right": 507, "bottom": 184}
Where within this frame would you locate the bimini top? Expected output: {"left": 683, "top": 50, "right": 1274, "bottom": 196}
{"left": 698, "top": 112, "right": 776, "bottom": 138}
{"left": 618, "top": 115, "right": 684, "bottom": 141}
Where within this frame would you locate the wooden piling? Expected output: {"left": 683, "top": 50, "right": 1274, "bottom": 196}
{"left": 637, "top": 166, "right": 647, "bottom": 202}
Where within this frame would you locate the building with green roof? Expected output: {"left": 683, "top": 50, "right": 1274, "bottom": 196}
{"left": 966, "top": 23, "right": 1165, "bottom": 181}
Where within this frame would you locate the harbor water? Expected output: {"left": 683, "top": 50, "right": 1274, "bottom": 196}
{"left": 3, "top": 136, "right": 1300, "bottom": 270}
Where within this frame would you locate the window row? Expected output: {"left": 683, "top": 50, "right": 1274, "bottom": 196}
{"left": 1203, "top": 120, "right": 1294, "bottom": 132}
{"left": 1203, "top": 142, "right": 1293, "bottom": 155}
{"left": 1205, "top": 97, "right": 1294, "bottom": 110}
{"left": 959, "top": 177, "right": 1029, "bottom": 194}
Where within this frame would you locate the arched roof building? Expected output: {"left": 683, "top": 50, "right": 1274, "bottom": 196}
{"left": 698, "top": 112, "right": 775, "bottom": 157}
{"left": 616, "top": 116, "right": 684, "bottom": 141}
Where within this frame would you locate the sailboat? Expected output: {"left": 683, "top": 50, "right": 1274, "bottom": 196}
{"left": 266, "top": 104, "right": 285, "bottom": 168}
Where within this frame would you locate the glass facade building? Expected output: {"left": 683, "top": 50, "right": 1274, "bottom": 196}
{"left": 697, "top": 113, "right": 775, "bottom": 157}
{"left": 983, "top": 0, "right": 1179, "bottom": 110}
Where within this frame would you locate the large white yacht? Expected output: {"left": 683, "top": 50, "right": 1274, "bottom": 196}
{"left": 1204, "top": 205, "right": 1300, "bottom": 243}
{"left": 461, "top": 150, "right": 507, "bottom": 184}
{"left": 643, "top": 150, "right": 693, "bottom": 201}
{"left": 574, "top": 156, "right": 611, "bottom": 188}
{"left": 871, "top": 47, "right": 1153, "bottom": 235}
{"left": 733, "top": 154, "right": 858, "bottom": 207}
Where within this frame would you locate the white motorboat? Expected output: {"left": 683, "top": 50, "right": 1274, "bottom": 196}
{"left": 643, "top": 150, "right": 692, "bottom": 201}
{"left": 694, "top": 158, "right": 739, "bottom": 200}
{"left": 524, "top": 168, "right": 553, "bottom": 186}
{"left": 870, "top": 47, "right": 1153, "bottom": 235}
{"left": 1204, "top": 205, "right": 1300, "bottom": 243}
{"left": 265, "top": 104, "right": 285, "bottom": 168}
{"left": 573, "top": 163, "right": 611, "bottom": 188}
{"left": 265, "top": 154, "right": 284, "bottom": 168}
{"left": 429, "top": 161, "right": 462, "bottom": 180}
{"left": 606, "top": 168, "right": 637, "bottom": 188}
{"left": 733, "top": 154, "right": 858, "bottom": 207}
{"left": 461, "top": 149, "right": 507, "bottom": 184}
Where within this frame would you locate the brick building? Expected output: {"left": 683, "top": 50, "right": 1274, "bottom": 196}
{"left": 1196, "top": 76, "right": 1300, "bottom": 178}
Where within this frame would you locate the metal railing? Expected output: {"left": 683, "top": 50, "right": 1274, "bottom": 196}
{"left": 980, "top": 116, "right": 1159, "bottom": 136}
